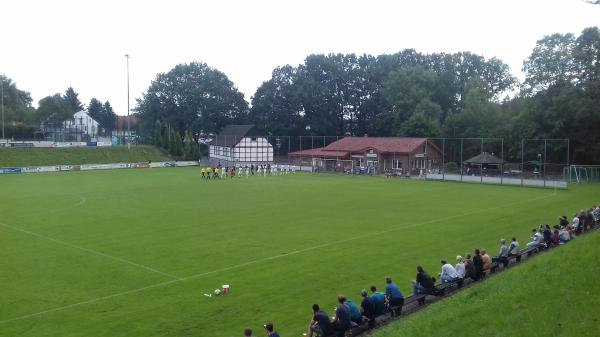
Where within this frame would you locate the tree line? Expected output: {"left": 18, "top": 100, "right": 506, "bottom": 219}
{"left": 0, "top": 80, "right": 118, "bottom": 138}
{"left": 2, "top": 26, "right": 599, "bottom": 163}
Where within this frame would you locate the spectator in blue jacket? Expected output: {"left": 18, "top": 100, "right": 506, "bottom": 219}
{"left": 492, "top": 239, "right": 509, "bottom": 267}
{"left": 384, "top": 277, "right": 404, "bottom": 307}
{"left": 332, "top": 296, "right": 352, "bottom": 337}
{"left": 369, "top": 286, "right": 386, "bottom": 315}
{"left": 339, "top": 295, "right": 362, "bottom": 325}
{"left": 359, "top": 289, "right": 376, "bottom": 328}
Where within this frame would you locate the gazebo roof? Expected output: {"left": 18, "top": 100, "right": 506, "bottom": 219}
{"left": 464, "top": 152, "right": 503, "bottom": 164}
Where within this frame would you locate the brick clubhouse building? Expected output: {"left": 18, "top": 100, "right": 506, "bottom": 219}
{"left": 289, "top": 136, "right": 443, "bottom": 175}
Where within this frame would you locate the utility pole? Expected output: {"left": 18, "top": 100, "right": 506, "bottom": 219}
{"left": 1, "top": 76, "right": 4, "bottom": 139}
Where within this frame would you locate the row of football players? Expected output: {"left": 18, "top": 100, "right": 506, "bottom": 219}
{"left": 200, "top": 164, "right": 296, "bottom": 179}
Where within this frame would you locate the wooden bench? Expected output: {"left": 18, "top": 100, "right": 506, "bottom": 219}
{"left": 434, "top": 277, "right": 463, "bottom": 296}
{"left": 388, "top": 293, "right": 426, "bottom": 317}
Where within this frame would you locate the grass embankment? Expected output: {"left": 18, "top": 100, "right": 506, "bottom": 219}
{"left": 372, "top": 230, "right": 600, "bottom": 337}
{"left": 0, "top": 146, "right": 171, "bottom": 167}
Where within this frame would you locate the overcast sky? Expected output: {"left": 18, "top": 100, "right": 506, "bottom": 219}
{"left": 1, "top": 0, "right": 599, "bottom": 115}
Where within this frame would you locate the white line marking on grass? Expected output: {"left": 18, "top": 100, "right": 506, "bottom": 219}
{"left": 0, "top": 222, "right": 182, "bottom": 281}
{"left": 19, "top": 196, "right": 87, "bottom": 219}
{"left": 0, "top": 279, "right": 180, "bottom": 324}
{"left": 0, "top": 191, "right": 555, "bottom": 324}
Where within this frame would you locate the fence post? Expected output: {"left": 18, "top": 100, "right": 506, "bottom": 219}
{"left": 442, "top": 138, "right": 445, "bottom": 180}
{"left": 460, "top": 138, "right": 464, "bottom": 182}
{"left": 521, "top": 139, "right": 524, "bottom": 187}
{"left": 480, "top": 137, "right": 483, "bottom": 184}
{"left": 500, "top": 138, "right": 504, "bottom": 185}
{"left": 544, "top": 139, "right": 547, "bottom": 187}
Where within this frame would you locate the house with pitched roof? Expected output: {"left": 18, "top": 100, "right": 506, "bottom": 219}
{"left": 288, "top": 136, "right": 443, "bottom": 175}
{"left": 209, "top": 125, "right": 273, "bottom": 164}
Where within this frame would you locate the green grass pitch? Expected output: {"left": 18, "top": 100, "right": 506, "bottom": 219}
{"left": 0, "top": 169, "right": 598, "bottom": 337}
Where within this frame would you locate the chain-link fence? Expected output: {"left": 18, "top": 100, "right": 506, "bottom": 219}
{"left": 426, "top": 138, "right": 569, "bottom": 188}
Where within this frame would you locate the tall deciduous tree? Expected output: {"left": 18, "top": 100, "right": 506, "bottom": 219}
{"left": 38, "top": 94, "right": 72, "bottom": 125}
{"left": 136, "top": 62, "right": 248, "bottom": 140}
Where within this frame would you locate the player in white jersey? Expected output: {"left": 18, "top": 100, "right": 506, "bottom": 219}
{"left": 245, "top": 165, "right": 250, "bottom": 177}
{"left": 237, "top": 165, "right": 242, "bottom": 177}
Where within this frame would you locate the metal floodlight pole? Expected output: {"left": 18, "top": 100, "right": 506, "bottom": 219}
{"left": 125, "top": 54, "right": 131, "bottom": 149}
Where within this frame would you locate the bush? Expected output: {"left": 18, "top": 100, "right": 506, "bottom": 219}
{"left": 445, "top": 161, "right": 459, "bottom": 173}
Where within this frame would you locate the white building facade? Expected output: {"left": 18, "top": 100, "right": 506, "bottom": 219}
{"left": 209, "top": 125, "right": 273, "bottom": 164}
{"left": 63, "top": 110, "right": 99, "bottom": 137}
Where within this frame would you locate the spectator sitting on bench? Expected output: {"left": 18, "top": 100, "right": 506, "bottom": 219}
{"left": 473, "top": 249, "right": 484, "bottom": 280}
{"left": 578, "top": 211, "right": 586, "bottom": 233}
{"left": 414, "top": 266, "right": 436, "bottom": 295}
{"left": 332, "top": 296, "right": 352, "bottom": 337}
{"left": 543, "top": 225, "right": 552, "bottom": 247}
{"left": 244, "top": 327, "right": 254, "bottom": 337}
{"left": 384, "top": 277, "right": 405, "bottom": 307}
{"left": 369, "top": 286, "right": 386, "bottom": 316}
{"left": 339, "top": 295, "right": 362, "bottom": 325}
{"left": 359, "top": 290, "right": 376, "bottom": 328}
{"left": 481, "top": 250, "right": 491, "bottom": 271}
{"left": 455, "top": 256, "right": 466, "bottom": 279}
{"left": 439, "top": 260, "right": 460, "bottom": 283}
{"left": 508, "top": 237, "right": 519, "bottom": 257}
{"left": 526, "top": 229, "right": 543, "bottom": 248}
{"left": 572, "top": 214, "right": 580, "bottom": 234}
{"left": 492, "top": 239, "right": 509, "bottom": 267}
{"left": 306, "top": 304, "right": 334, "bottom": 337}
{"left": 559, "top": 226, "right": 571, "bottom": 243}
{"left": 464, "top": 254, "right": 476, "bottom": 280}
{"left": 552, "top": 225, "right": 560, "bottom": 245}
{"left": 263, "top": 323, "right": 280, "bottom": 337}
{"left": 593, "top": 205, "right": 600, "bottom": 224}
{"left": 586, "top": 208, "right": 594, "bottom": 230}
{"left": 559, "top": 215, "right": 569, "bottom": 228}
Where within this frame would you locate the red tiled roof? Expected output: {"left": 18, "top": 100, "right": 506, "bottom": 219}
{"left": 288, "top": 148, "right": 350, "bottom": 158}
{"left": 289, "top": 137, "right": 442, "bottom": 158}
{"left": 323, "top": 137, "right": 429, "bottom": 154}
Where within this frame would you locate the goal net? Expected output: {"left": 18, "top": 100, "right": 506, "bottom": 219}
{"left": 568, "top": 165, "right": 600, "bottom": 184}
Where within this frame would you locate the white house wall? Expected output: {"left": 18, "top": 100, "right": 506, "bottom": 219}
{"left": 63, "top": 111, "right": 99, "bottom": 137}
{"left": 209, "top": 145, "right": 233, "bottom": 162}
{"left": 209, "top": 137, "right": 273, "bottom": 163}
{"left": 234, "top": 137, "right": 273, "bottom": 162}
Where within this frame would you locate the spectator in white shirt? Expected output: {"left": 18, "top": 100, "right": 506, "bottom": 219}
{"left": 507, "top": 237, "right": 519, "bottom": 256}
{"left": 455, "top": 256, "right": 466, "bottom": 279}
{"left": 527, "top": 229, "right": 543, "bottom": 249}
{"left": 559, "top": 226, "right": 571, "bottom": 243}
{"left": 440, "top": 260, "right": 459, "bottom": 283}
